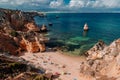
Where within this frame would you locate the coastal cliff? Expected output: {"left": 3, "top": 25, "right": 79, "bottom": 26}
{"left": 0, "top": 8, "right": 120, "bottom": 80}
{"left": 0, "top": 8, "right": 48, "bottom": 55}
{"left": 79, "top": 39, "right": 120, "bottom": 80}
{"left": 0, "top": 8, "right": 50, "bottom": 80}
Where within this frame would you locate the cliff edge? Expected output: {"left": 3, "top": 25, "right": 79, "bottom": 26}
{"left": 80, "top": 39, "right": 120, "bottom": 80}
{"left": 0, "top": 8, "right": 48, "bottom": 55}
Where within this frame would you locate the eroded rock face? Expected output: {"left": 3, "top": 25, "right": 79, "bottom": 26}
{"left": 80, "top": 39, "right": 120, "bottom": 80}
{"left": 20, "top": 36, "right": 46, "bottom": 53}
{"left": 0, "top": 8, "right": 48, "bottom": 55}
{"left": 86, "top": 40, "right": 107, "bottom": 60}
{"left": 10, "top": 12, "right": 24, "bottom": 31}
{"left": 24, "top": 22, "right": 40, "bottom": 32}
{"left": 0, "top": 33, "right": 20, "bottom": 55}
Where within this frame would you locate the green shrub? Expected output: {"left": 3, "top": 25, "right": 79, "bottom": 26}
{"left": 10, "top": 30, "right": 18, "bottom": 37}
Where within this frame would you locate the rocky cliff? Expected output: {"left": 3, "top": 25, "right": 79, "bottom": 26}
{"left": 0, "top": 8, "right": 52, "bottom": 80}
{"left": 79, "top": 39, "right": 120, "bottom": 80}
{"left": 0, "top": 8, "right": 48, "bottom": 55}
{"left": 0, "top": 54, "right": 52, "bottom": 80}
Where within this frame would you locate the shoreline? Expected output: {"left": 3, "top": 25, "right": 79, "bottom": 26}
{"left": 20, "top": 51, "right": 85, "bottom": 80}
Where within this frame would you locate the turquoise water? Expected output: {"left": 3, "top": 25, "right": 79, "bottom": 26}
{"left": 34, "top": 13, "right": 120, "bottom": 55}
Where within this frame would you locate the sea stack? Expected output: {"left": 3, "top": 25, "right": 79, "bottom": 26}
{"left": 83, "top": 23, "right": 89, "bottom": 31}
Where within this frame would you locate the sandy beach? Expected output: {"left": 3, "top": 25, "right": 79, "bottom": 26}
{"left": 20, "top": 51, "right": 85, "bottom": 80}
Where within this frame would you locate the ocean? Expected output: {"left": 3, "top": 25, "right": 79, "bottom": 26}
{"left": 34, "top": 13, "right": 120, "bottom": 55}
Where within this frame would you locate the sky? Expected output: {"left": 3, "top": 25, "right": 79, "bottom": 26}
{"left": 0, "top": 0, "right": 120, "bottom": 12}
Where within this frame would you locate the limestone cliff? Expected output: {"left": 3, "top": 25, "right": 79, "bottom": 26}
{"left": 80, "top": 39, "right": 120, "bottom": 80}
{"left": 0, "top": 8, "right": 48, "bottom": 55}
{"left": 20, "top": 35, "right": 46, "bottom": 53}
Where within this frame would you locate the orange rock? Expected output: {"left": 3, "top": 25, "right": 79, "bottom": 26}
{"left": 28, "top": 42, "right": 40, "bottom": 53}
{"left": 20, "top": 40, "right": 27, "bottom": 51}
{"left": 20, "top": 36, "right": 46, "bottom": 53}
{"left": 39, "top": 43, "right": 46, "bottom": 52}
{"left": 25, "top": 22, "right": 40, "bottom": 32}
{"left": 35, "top": 37, "right": 46, "bottom": 52}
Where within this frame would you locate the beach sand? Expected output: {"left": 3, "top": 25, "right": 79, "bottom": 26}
{"left": 20, "top": 51, "right": 85, "bottom": 80}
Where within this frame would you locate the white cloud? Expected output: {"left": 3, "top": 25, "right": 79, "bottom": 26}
{"left": 69, "top": 0, "right": 85, "bottom": 8}
{"left": 50, "top": 0, "right": 64, "bottom": 8}
{"left": 11, "top": 0, "right": 26, "bottom": 5}
{"left": 0, "top": 0, "right": 120, "bottom": 12}
{"left": 95, "top": 0, "right": 120, "bottom": 8}
{"left": 69, "top": 0, "right": 120, "bottom": 8}
{"left": 0, "top": 0, "right": 9, "bottom": 3}
{"left": 0, "top": 0, "right": 49, "bottom": 6}
{"left": 92, "top": 0, "right": 118, "bottom": 8}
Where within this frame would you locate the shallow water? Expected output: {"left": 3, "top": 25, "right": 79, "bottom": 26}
{"left": 34, "top": 13, "right": 120, "bottom": 55}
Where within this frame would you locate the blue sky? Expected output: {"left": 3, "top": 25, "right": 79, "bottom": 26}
{"left": 0, "top": 0, "right": 120, "bottom": 12}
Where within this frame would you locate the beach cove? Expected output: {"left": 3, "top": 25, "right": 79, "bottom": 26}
{"left": 34, "top": 13, "right": 120, "bottom": 55}
{"left": 20, "top": 51, "right": 85, "bottom": 80}
{"left": 0, "top": 8, "right": 120, "bottom": 80}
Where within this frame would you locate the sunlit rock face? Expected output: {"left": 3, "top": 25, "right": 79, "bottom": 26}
{"left": 24, "top": 22, "right": 40, "bottom": 32}
{"left": 85, "top": 40, "right": 107, "bottom": 60}
{"left": 20, "top": 36, "right": 46, "bottom": 53}
{"left": 0, "top": 8, "right": 47, "bottom": 55}
{"left": 80, "top": 39, "right": 120, "bottom": 80}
